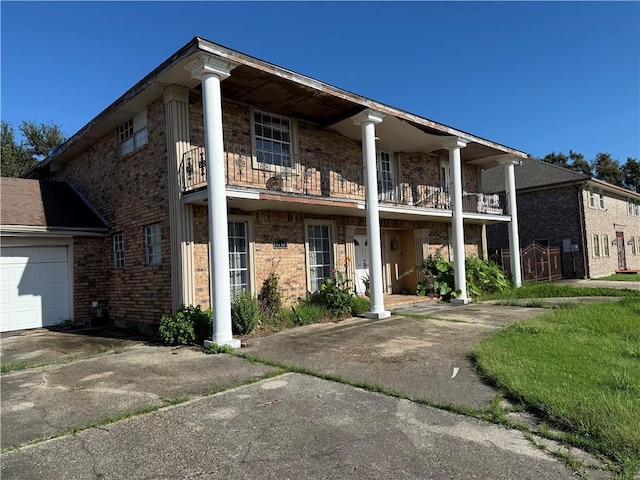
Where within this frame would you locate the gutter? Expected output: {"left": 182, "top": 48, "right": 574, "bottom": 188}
{"left": 0, "top": 225, "right": 109, "bottom": 237}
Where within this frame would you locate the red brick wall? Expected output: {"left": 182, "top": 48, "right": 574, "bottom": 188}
{"left": 62, "top": 97, "right": 172, "bottom": 326}
{"left": 73, "top": 237, "right": 107, "bottom": 320}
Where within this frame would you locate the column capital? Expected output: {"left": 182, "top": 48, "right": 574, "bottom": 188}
{"left": 186, "top": 54, "right": 237, "bottom": 81}
{"left": 353, "top": 108, "right": 385, "bottom": 126}
{"left": 497, "top": 155, "right": 525, "bottom": 166}
{"left": 163, "top": 85, "right": 189, "bottom": 104}
{"left": 441, "top": 137, "right": 468, "bottom": 150}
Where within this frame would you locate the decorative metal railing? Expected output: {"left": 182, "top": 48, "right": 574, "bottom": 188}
{"left": 179, "top": 144, "right": 504, "bottom": 215}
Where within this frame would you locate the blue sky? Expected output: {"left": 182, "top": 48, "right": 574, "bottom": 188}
{"left": 2, "top": 1, "right": 639, "bottom": 163}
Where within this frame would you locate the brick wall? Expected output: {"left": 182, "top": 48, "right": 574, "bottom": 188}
{"left": 73, "top": 237, "right": 107, "bottom": 320}
{"left": 193, "top": 206, "right": 482, "bottom": 306}
{"left": 582, "top": 188, "right": 640, "bottom": 277}
{"left": 61, "top": 97, "right": 173, "bottom": 326}
{"left": 486, "top": 185, "right": 586, "bottom": 279}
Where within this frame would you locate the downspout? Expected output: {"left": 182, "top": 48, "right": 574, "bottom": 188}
{"left": 577, "top": 183, "right": 589, "bottom": 279}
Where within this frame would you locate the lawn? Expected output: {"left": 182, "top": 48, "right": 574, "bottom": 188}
{"left": 474, "top": 295, "right": 640, "bottom": 477}
{"left": 596, "top": 273, "right": 640, "bottom": 282}
{"left": 481, "top": 281, "right": 638, "bottom": 300}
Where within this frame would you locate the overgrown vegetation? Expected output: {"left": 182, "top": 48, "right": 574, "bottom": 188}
{"left": 481, "top": 282, "right": 640, "bottom": 300}
{"left": 474, "top": 298, "right": 640, "bottom": 476}
{"left": 596, "top": 273, "right": 640, "bottom": 282}
{"left": 159, "top": 305, "right": 212, "bottom": 346}
{"left": 231, "top": 290, "right": 259, "bottom": 335}
{"left": 417, "top": 249, "right": 510, "bottom": 301}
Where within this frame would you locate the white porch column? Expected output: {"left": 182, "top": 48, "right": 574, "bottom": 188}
{"left": 353, "top": 109, "right": 390, "bottom": 319}
{"left": 442, "top": 137, "right": 469, "bottom": 304}
{"left": 504, "top": 161, "right": 523, "bottom": 287}
{"left": 188, "top": 55, "right": 240, "bottom": 348}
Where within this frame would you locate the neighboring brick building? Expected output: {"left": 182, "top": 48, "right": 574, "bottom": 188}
{"left": 482, "top": 158, "right": 640, "bottom": 279}
{"left": 3, "top": 37, "right": 527, "bottom": 337}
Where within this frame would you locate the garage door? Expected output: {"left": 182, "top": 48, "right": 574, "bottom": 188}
{"left": 0, "top": 246, "right": 70, "bottom": 332}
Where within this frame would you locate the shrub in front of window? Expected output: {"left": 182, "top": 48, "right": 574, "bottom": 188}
{"left": 231, "top": 290, "right": 259, "bottom": 335}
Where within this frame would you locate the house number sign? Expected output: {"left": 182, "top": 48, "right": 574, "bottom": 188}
{"left": 273, "top": 239, "right": 288, "bottom": 249}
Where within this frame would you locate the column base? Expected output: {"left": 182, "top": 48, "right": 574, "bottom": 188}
{"left": 451, "top": 298, "right": 470, "bottom": 305}
{"left": 204, "top": 338, "right": 242, "bottom": 350}
{"left": 363, "top": 310, "right": 392, "bottom": 319}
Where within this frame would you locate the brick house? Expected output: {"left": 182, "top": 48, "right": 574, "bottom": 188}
{"left": 3, "top": 37, "right": 527, "bottom": 340}
{"left": 481, "top": 158, "right": 640, "bottom": 279}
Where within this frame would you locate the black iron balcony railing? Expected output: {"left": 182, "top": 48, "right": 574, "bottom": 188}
{"left": 179, "top": 144, "right": 504, "bottom": 215}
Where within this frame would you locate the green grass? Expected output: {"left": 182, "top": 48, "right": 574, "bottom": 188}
{"left": 596, "top": 273, "right": 640, "bottom": 282}
{"left": 481, "top": 282, "right": 640, "bottom": 300}
{"left": 474, "top": 297, "right": 640, "bottom": 475}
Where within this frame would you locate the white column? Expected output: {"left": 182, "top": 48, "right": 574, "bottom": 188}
{"left": 504, "top": 161, "right": 522, "bottom": 287}
{"left": 353, "top": 109, "right": 390, "bottom": 319}
{"left": 442, "top": 137, "right": 469, "bottom": 304}
{"left": 188, "top": 55, "right": 240, "bottom": 348}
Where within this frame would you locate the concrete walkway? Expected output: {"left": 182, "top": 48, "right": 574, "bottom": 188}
{"left": 1, "top": 300, "right": 616, "bottom": 479}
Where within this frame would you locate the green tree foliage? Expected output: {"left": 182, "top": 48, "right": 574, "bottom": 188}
{"left": 592, "top": 152, "right": 623, "bottom": 186}
{"left": 542, "top": 151, "right": 570, "bottom": 168}
{"left": 567, "top": 150, "right": 592, "bottom": 176}
{"left": 1, "top": 121, "right": 66, "bottom": 177}
{"left": 621, "top": 157, "right": 640, "bottom": 192}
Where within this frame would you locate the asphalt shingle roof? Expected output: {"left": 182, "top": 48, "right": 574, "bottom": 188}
{"left": 0, "top": 178, "right": 108, "bottom": 231}
{"left": 481, "top": 158, "right": 589, "bottom": 193}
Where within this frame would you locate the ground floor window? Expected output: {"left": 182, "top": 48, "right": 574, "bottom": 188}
{"left": 307, "top": 223, "right": 333, "bottom": 292}
{"left": 228, "top": 221, "right": 248, "bottom": 292}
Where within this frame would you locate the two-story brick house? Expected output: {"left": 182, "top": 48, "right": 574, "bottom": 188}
{"left": 482, "top": 158, "right": 640, "bottom": 279}
{"left": 6, "top": 37, "right": 527, "bottom": 341}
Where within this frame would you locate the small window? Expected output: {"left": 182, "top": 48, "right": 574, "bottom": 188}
{"left": 307, "top": 223, "right": 333, "bottom": 293}
{"left": 145, "top": 224, "right": 162, "bottom": 265}
{"left": 253, "top": 110, "right": 293, "bottom": 168}
{"left": 588, "top": 189, "right": 596, "bottom": 208}
{"left": 635, "top": 201, "right": 640, "bottom": 217}
{"left": 592, "top": 234, "right": 600, "bottom": 257}
{"left": 631, "top": 237, "right": 638, "bottom": 256}
{"left": 629, "top": 200, "right": 635, "bottom": 216}
{"left": 602, "top": 235, "right": 610, "bottom": 257}
{"left": 120, "top": 109, "right": 148, "bottom": 156}
{"left": 599, "top": 191, "right": 605, "bottom": 210}
{"left": 113, "top": 233, "right": 125, "bottom": 269}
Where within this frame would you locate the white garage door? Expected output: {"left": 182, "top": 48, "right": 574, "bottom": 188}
{"left": 0, "top": 246, "right": 70, "bottom": 332}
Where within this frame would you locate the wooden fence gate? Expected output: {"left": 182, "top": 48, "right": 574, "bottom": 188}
{"left": 501, "top": 241, "right": 563, "bottom": 282}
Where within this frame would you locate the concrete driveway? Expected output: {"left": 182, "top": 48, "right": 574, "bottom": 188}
{"left": 1, "top": 302, "right": 612, "bottom": 479}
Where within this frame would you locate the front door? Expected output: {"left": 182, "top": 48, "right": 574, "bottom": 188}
{"left": 354, "top": 235, "right": 369, "bottom": 294}
{"left": 616, "top": 231, "right": 627, "bottom": 270}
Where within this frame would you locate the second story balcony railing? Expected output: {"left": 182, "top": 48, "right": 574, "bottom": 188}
{"left": 180, "top": 144, "right": 504, "bottom": 215}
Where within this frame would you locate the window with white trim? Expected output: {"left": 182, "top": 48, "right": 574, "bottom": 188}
{"left": 631, "top": 237, "right": 638, "bottom": 256}
{"left": 228, "top": 221, "right": 249, "bottom": 292}
{"left": 602, "top": 234, "right": 610, "bottom": 257}
{"left": 307, "top": 223, "right": 333, "bottom": 293}
{"left": 592, "top": 234, "right": 600, "bottom": 257}
{"left": 630, "top": 199, "right": 640, "bottom": 217}
{"left": 377, "top": 151, "right": 396, "bottom": 201}
{"left": 252, "top": 110, "right": 293, "bottom": 168}
{"left": 145, "top": 224, "right": 162, "bottom": 265}
{"left": 113, "top": 233, "right": 125, "bottom": 269}
{"left": 588, "top": 189, "right": 596, "bottom": 208}
{"left": 119, "top": 109, "right": 148, "bottom": 156}
{"left": 599, "top": 190, "right": 605, "bottom": 210}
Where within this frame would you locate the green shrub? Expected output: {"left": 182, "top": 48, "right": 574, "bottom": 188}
{"left": 417, "top": 249, "right": 458, "bottom": 302}
{"left": 286, "top": 301, "right": 331, "bottom": 325}
{"left": 309, "top": 271, "right": 354, "bottom": 316}
{"left": 159, "top": 305, "right": 212, "bottom": 346}
{"left": 465, "top": 256, "right": 510, "bottom": 298}
{"left": 349, "top": 295, "right": 371, "bottom": 315}
{"left": 231, "top": 290, "right": 259, "bottom": 335}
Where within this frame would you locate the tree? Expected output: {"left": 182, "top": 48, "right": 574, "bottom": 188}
{"left": 622, "top": 157, "right": 640, "bottom": 192}
{"left": 592, "top": 152, "right": 623, "bottom": 187}
{"left": 542, "top": 151, "right": 570, "bottom": 168}
{"left": 567, "top": 150, "right": 592, "bottom": 176}
{"left": 1, "top": 121, "right": 66, "bottom": 178}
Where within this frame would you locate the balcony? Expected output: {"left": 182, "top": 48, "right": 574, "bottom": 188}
{"left": 180, "top": 145, "right": 504, "bottom": 216}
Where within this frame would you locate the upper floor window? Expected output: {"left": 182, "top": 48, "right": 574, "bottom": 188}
{"left": 113, "top": 233, "right": 125, "bottom": 269}
{"left": 377, "top": 151, "right": 396, "bottom": 201}
{"left": 629, "top": 199, "right": 640, "bottom": 217}
{"left": 588, "top": 188, "right": 605, "bottom": 210}
{"left": 145, "top": 224, "right": 162, "bottom": 266}
{"left": 588, "top": 189, "right": 596, "bottom": 208}
{"left": 599, "top": 190, "right": 605, "bottom": 210}
{"left": 120, "top": 109, "right": 148, "bottom": 156}
{"left": 252, "top": 110, "right": 293, "bottom": 168}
